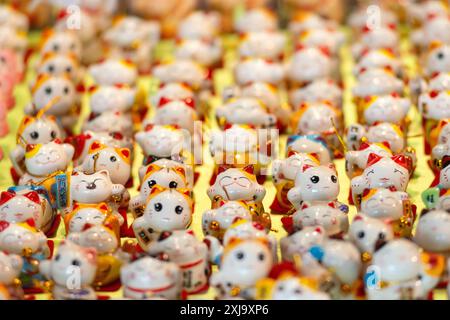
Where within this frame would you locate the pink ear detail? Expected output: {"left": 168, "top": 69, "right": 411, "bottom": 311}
{"left": 23, "top": 191, "right": 40, "bottom": 204}
{"left": 302, "top": 164, "right": 314, "bottom": 172}
{"left": 120, "top": 148, "right": 130, "bottom": 159}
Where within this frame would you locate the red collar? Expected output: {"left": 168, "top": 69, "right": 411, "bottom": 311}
{"left": 180, "top": 259, "right": 204, "bottom": 269}
{"left": 126, "top": 283, "right": 175, "bottom": 294}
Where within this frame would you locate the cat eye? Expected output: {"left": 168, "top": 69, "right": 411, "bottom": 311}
{"left": 310, "top": 175, "right": 320, "bottom": 183}
{"left": 154, "top": 203, "right": 163, "bottom": 212}
{"left": 378, "top": 232, "right": 385, "bottom": 240}
{"left": 55, "top": 254, "right": 61, "bottom": 261}
{"left": 53, "top": 44, "right": 59, "bottom": 52}
{"left": 236, "top": 251, "right": 244, "bottom": 260}
{"left": 30, "top": 131, "right": 39, "bottom": 140}
{"left": 147, "top": 180, "right": 156, "bottom": 188}
{"left": 66, "top": 66, "right": 72, "bottom": 73}
{"left": 294, "top": 289, "right": 302, "bottom": 294}
{"left": 357, "top": 231, "right": 365, "bottom": 239}
{"left": 71, "top": 259, "right": 81, "bottom": 266}
{"left": 258, "top": 252, "right": 265, "bottom": 261}
{"left": 175, "top": 205, "right": 183, "bottom": 215}
{"left": 50, "top": 131, "right": 57, "bottom": 139}
{"left": 110, "top": 156, "right": 117, "bottom": 162}
{"left": 63, "top": 86, "right": 70, "bottom": 95}
{"left": 45, "top": 87, "right": 52, "bottom": 95}
{"left": 331, "top": 175, "right": 338, "bottom": 183}
{"left": 437, "top": 52, "right": 444, "bottom": 60}
{"left": 169, "top": 181, "right": 178, "bottom": 188}
{"left": 48, "top": 65, "right": 55, "bottom": 73}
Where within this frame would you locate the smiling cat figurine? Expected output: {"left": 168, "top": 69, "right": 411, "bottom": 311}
{"left": 76, "top": 141, "right": 131, "bottom": 186}
{"left": 280, "top": 226, "right": 327, "bottom": 263}
{"left": 351, "top": 25, "right": 399, "bottom": 59}
{"left": 348, "top": 122, "right": 406, "bottom": 154}
{"left": 15, "top": 140, "right": 74, "bottom": 186}
{"left": 83, "top": 111, "right": 134, "bottom": 139}
{"left": 234, "top": 58, "right": 285, "bottom": 86}
{"left": 286, "top": 47, "right": 333, "bottom": 86}
{"left": 89, "top": 59, "right": 138, "bottom": 86}
{"left": 121, "top": 256, "right": 182, "bottom": 300}
{"left": 238, "top": 31, "right": 286, "bottom": 61}
{"left": 153, "top": 60, "right": 209, "bottom": 91}
{"left": 35, "top": 53, "right": 84, "bottom": 84}
{"left": 286, "top": 135, "right": 332, "bottom": 164}
{"left": 414, "top": 209, "right": 450, "bottom": 255}
{"left": 39, "top": 29, "right": 82, "bottom": 59}
{"left": 283, "top": 204, "right": 349, "bottom": 238}
{"left": 210, "top": 238, "right": 273, "bottom": 299}
{"left": 39, "top": 240, "right": 97, "bottom": 300}
{"left": 345, "top": 141, "right": 392, "bottom": 178}
{"left": 359, "top": 94, "right": 411, "bottom": 126}
{"left": 289, "top": 78, "right": 343, "bottom": 110}
{"left": 89, "top": 85, "right": 137, "bottom": 114}
{"left": 353, "top": 69, "right": 404, "bottom": 101}
{"left": 175, "top": 38, "right": 222, "bottom": 68}
{"left": 353, "top": 49, "right": 403, "bottom": 78}
{"left": 216, "top": 97, "right": 277, "bottom": 129}
{"left": 202, "top": 201, "right": 252, "bottom": 240}
{"left": 64, "top": 202, "right": 113, "bottom": 234}
{"left": 350, "top": 154, "right": 411, "bottom": 206}
{"left": 132, "top": 186, "right": 193, "bottom": 250}
{"left": 147, "top": 230, "right": 212, "bottom": 295}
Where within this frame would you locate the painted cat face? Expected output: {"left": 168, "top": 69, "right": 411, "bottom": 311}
{"left": 0, "top": 220, "right": 47, "bottom": 254}
{"left": 349, "top": 214, "right": 394, "bottom": 254}
{"left": 138, "top": 188, "right": 192, "bottom": 232}
{"left": 68, "top": 224, "right": 118, "bottom": 254}
{"left": 24, "top": 141, "right": 74, "bottom": 176}
{"left": 216, "top": 97, "right": 276, "bottom": 128}
{"left": 208, "top": 168, "right": 266, "bottom": 202}
{"left": 40, "top": 31, "right": 81, "bottom": 58}
{"left": 354, "top": 49, "right": 401, "bottom": 76}
{"left": 153, "top": 100, "right": 197, "bottom": 133}
{"left": 351, "top": 155, "right": 410, "bottom": 195}
{"left": 32, "top": 75, "right": 76, "bottom": 116}
{"left": 70, "top": 171, "right": 114, "bottom": 204}
{"left": 0, "top": 191, "right": 43, "bottom": 227}
{"left": 83, "top": 111, "right": 133, "bottom": 137}
{"left": 287, "top": 135, "right": 332, "bottom": 164}
{"left": 202, "top": 201, "right": 252, "bottom": 238}
{"left": 234, "top": 8, "right": 276, "bottom": 33}
{"left": 89, "top": 86, "right": 136, "bottom": 114}
{"left": 235, "top": 58, "right": 285, "bottom": 86}
{"left": 290, "top": 79, "right": 342, "bottom": 109}
{"left": 223, "top": 220, "right": 269, "bottom": 246}
{"left": 419, "top": 90, "right": 450, "bottom": 120}
{"left": 177, "top": 11, "right": 220, "bottom": 40}
{"left": 0, "top": 251, "right": 22, "bottom": 285}
{"left": 43, "top": 240, "right": 97, "bottom": 286}
{"left": 210, "top": 125, "right": 258, "bottom": 155}
{"left": 372, "top": 239, "right": 421, "bottom": 282}
{"left": 345, "top": 142, "right": 392, "bottom": 176}
{"left": 295, "top": 103, "right": 340, "bottom": 135}
{"left": 414, "top": 210, "right": 450, "bottom": 252}
{"left": 147, "top": 230, "right": 208, "bottom": 264}
{"left": 36, "top": 54, "right": 81, "bottom": 83}
{"left": 363, "top": 95, "right": 411, "bottom": 125}
{"left": 175, "top": 38, "right": 222, "bottom": 67}
{"left": 104, "top": 16, "right": 159, "bottom": 47}
{"left": 80, "top": 142, "right": 131, "bottom": 186}
{"left": 273, "top": 152, "right": 319, "bottom": 183}
{"left": 121, "top": 257, "right": 181, "bottom": 300}
{"left": 268, "top": 277, "right": 330, "bottom": 300}
{"left": 151, "top": 83, "right": 194, "bottom": 109}
{"left": 217, "top": 239, "right": 273, "bottom": 287}
{"left": 288, "top": 164, "right": 339, "bottom": 206}
{"left": 292, "top": 204, "right": 348, "bottom": 236}
{"left": 424, "top": 44, "right": 450, "bottom": 77}
{"left": 66, "top": 205, "right": 108, "bottom": 234}
{"left": 353, "top": 69, "right": 403, "bottom": 98}
{"left": 135, "top": 125, "right": 186, "bottom": 158}
{"left": 89, "top": 59, "right": 137, "bottom": 86}
{"left": 239, "top": 31, "right": 285, "bottom": 60}
{"left": 19, "top": 115, "right": 63, "bottom": 145}
{"left": 153, "top": 60, "right": 206, "bottom": 89}
{"left": 360, "top": 188, "right": 408, "bottom": 220}
{"left": 287, "top": 47, "right": 332, "bottom": 83}
{"left": 366, "top": 122, "right": 404, "bottom": 153}
{"left": 280, "top": 226, "right": 326, "bottom": 262}
{"left": 140, "top": 165, "right": 187, "bottom": 199}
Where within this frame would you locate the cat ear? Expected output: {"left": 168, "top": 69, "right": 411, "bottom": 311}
{"left": 23, "top": 191, "right": 40, "bottom": 204}
{"left": 150, "top": 185, "right": 165, "bottom": 196}
{"left": 0, "top": 191, "right": 15, "bottom": 205}
{"left": 96, "top": 202, "right": 109, "bottom": 212}
{"left": 242, "top": 165, "right": 254, "bottom": 175}
{"left": 145, "top": 164, "right": 161, "bottom": 175}
{"left": 118, "top": 148, "right": 130, "bottom": 160}
{"left": 287, "top": 149, "right": 297, "bottom": 157}
{"left": 217, "top": 165, "right": 228, "bottom": 175}
{"left": 391, "top": 154, "right": 412, "bottom": 171}
{"left": 174, "top": 166, "right": 186, "bottom": 177}
{"left": 178, "top": 188, "right": 191, "bottom": 197}
{"left": 0, "top": 221, "right": 10, "bottom": 232}
{"left": 367, "top": 153, "right": 383, "bottom": 167}
{"left": 183, "top": 97, "right": 195, "bottom": 109}
{"left": 88, "top": 140, "right": 104, "bottom": 154}
{"left": 302, "top": 164, "right": 314, "bottom": 172}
